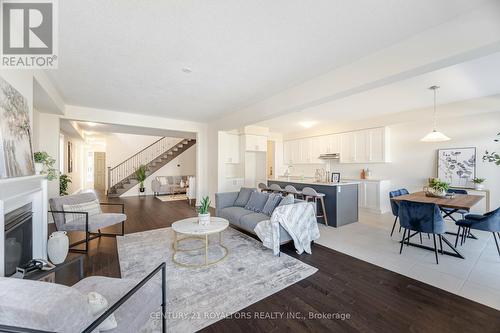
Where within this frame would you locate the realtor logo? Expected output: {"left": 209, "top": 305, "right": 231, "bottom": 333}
{"left": 1, "top": 0, "right": 58, "bottom": 68}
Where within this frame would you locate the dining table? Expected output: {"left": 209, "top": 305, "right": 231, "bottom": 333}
{"left": 391, "top": 191, "right": 484, "bottom": 259}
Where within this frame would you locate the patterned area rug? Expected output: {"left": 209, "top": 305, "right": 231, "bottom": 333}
{"left": 155, "top": 194, "right": 187, "bottom": 202}
{"left": 116, "top": 227, "right": 317, "bottom": 332}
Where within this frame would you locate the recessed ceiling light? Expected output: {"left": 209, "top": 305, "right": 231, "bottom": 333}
{"left": 299, "top": 121, "right": 317, "bottom": 129}
{"left": 182, "top": 67, "right": 192, "bottom": 74}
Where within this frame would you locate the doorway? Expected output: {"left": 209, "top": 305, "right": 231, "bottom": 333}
{"left": 93, "top": 152, "right": 106, "bottom": 191}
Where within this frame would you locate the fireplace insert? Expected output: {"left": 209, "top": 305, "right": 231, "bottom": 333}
{"left": 4, "top": 203, "right": 33, "bottom": 276}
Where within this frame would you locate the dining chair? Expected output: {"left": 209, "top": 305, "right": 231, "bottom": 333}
{"left": 398, "top": 200, "right": 446, "bottom": 264}
{"left": 455, "top": 207, "right": 500, "bottom": 256}
{"left": 389, "top": 189, "right": 409, "bottom": 237}
{"left": 443, "top": 189, "right": 469, "bottom": 220}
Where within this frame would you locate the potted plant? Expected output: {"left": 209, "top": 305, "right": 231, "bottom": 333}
{"left": 33, "top": 151, "right": 57, "bottom": 180}
{"left": 198, "top": 196, "right": 211, "bottom": 225}
{"left": 135, "top": 165, "right": 147, "bottom": 193}
{"left": 472, "top": 177, "right": 485, "bottom": 190}
{"left": 59, "top": 174, "right": 72, "bottom": 196}
{"left": 426, "top": 178, "right": 449, "bottom": 197}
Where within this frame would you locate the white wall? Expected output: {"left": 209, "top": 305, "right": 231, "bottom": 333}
{"left": 120, "top": 144, "right": 196, "bottom": 197}
{"left": 281, "top": 111, "right": 500, "bottom": 211}
{"left": 105, "top": 133, "right": 162, "bottom": 169}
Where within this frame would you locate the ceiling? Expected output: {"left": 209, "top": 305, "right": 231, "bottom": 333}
{"left": 256, "top": 52, "right": 500, "bottom": 134}
{"left": 61, "top": 120, "right": 197, "bottom": 139}
{"left": 47, "top": 0, "right": 487, "bottom": 122}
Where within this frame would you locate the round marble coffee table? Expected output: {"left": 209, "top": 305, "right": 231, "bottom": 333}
{"left": 171, "top": 217, "right": 229, "bottom": 268}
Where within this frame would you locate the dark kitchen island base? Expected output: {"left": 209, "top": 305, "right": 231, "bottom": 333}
{"left": 268, "top": 179, "right": 359, "bottom": 227}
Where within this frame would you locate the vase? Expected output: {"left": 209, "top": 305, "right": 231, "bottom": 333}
{"left": 34, "top": 163, "right": 43, "bottom": 175}
{"left": 198, "top": 213, "right": 211, "bottom": 226}
{"left": 47, "top": 231, "right": 69, "bottom": 264}
{"left": 474, "top": 183, "right": 484, "bottom": 190}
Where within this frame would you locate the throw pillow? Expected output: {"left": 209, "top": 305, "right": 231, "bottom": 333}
{"left": 278, "top": 194, "right": 295, "bottom": 206}
{"left": 63, "top": 199, "right": 101, "bottom": 224}
{"left": 262, "top": 193, "right": 282, "bottom": 216}
{"left": 158, "top": 177, "right": 168, "bottom": 186}
{"left": 234, "top": 187, "right": 257, "bottom": 207}
{"left": 87, "top": 292, "right": 118, "bottom": 331}
{"left": 245, "top": 192, "right": 270, "bottom": 213}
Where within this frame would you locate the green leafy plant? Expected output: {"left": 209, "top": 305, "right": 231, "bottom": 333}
{"left": 33, "top": 151, "right": 57, "bottom": 180}
{"left": 198, "top": 196, "right": 211, "bottom": 214}
{"left": 135, "top": 164, "right": 147, "bottom": 190}
{"left": 428, "top": 178, "right": 449, "bottom": 192}
{"left": 472, "top": 177, "right": 485, "bottom": 184}
{"left": 59, "top": 174, "right": 72, "bottom": 196}
{"left": 483, "top": 132, "right": 499, "bottom": 166}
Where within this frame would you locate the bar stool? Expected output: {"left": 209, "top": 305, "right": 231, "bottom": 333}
{"left": 258, "top": 182, "right": 270, "bottom": 193}
{"left": 302, "top": 187, "right": 328, "bottom": 226}
{"left": 284, "top": 185, "right": 303, "bottom": 199}
{"left": 269, "top": 183, "right": 284, "bottom": 194}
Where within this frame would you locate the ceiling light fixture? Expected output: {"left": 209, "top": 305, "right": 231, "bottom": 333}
{"left": 420, "top": 85, "right": 450, "bottom": 142}
{"left": 86, "top": 122, "right": 98, "bottom": 127}
{"left": 299, "top": 121, "right": 317, "bottom": 129}
{"left": 182, "top": 67, "right": 192, "bottom": 74}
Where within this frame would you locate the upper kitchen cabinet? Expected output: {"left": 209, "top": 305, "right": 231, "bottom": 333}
{"left": 220, "top": 132, "right": 240, "bottom": 163}
{"left": 322, "top": 134, "right": 340, "bottom": 154}
{"left": 340, "top": 127, "right": 390, "bottom": 163}
{"left": 244, "top": 134, "right": 267, "bottom": 152}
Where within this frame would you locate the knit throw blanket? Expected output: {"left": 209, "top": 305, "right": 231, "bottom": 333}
{"left": 254, "top": 202, "right": 320, "bottom": 255}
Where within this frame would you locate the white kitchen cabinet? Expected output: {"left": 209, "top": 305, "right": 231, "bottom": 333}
{"left": 220, "top": 132, "right": 240, "bottom": 164}
{"left": 367, "top": 127, "right": 389, "bottom": 162}
{"left": 310, "top": 136, "right": 324, "bottom": 163}
{"left": 300, "top": 138, "right": 312, "bottom": 163}
{"left": 290, "top": 140, "right": 301, "bottom": 164}
{"left": 355, "top": 179, "right": 391, "bottom": 213}
{"left": 340, "top": 133, "right": 356, "bottom": 163}
{"left": 245, "top": 134, "right": 267, "bottom": 152}
{"left": 225, "top": 178, "right": 244, "bottom": 192}
{"left": 283, "top": 141, "right": 292, "bottom": 165}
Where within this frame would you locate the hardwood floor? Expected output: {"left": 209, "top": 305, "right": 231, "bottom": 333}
{"left": 52, "top": 194, "right": 500, "bottom": 333}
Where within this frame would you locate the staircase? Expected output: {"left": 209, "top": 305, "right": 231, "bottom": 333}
{"left": 107, "top": 137, "right": 196, "bottom": 197}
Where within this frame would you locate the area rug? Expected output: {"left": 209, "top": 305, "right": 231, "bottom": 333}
{"left": 116, "top": 227, "right": 318, "bottom": 332}
{"left": 155, "top": 194, "right": 187, "bottom": 202}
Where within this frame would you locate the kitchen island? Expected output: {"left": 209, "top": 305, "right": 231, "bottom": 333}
{"left": 268, "top": 178, "right": 359, "bottom": 227}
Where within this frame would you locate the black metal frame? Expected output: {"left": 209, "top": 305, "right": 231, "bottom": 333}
{"left": 0, "top": 262, "right": 167, "bottom": 333}
{"left": 49, "top": 202, "right": 125, "bottom": 253}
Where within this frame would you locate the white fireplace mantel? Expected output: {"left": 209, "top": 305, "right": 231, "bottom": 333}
{"left": 0, "top": 175, "right": 48, "bottom": 276}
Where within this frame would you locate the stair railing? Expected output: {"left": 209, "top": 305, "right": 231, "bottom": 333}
{"left": 107, "top": 137, "right": 178, "bottom": 190}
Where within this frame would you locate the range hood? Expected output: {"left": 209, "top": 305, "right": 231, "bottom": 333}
{"left": 319, "top": 153, "right": 340, "bottom": 159}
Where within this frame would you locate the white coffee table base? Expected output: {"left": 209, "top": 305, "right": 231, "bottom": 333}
{"left": 171, "top": 217, "right": 229, "bottom": 268}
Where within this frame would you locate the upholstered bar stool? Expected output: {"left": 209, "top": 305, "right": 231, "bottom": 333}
{"left": 284, "top": 185, "right": 303, "bottom": 199}
{"left": 269, "top": 183, "right": 285, "bottom": 194}
{"left": 302, "top": 187, "right": 328, "bottom": 226}
{"left": 258, "top": 182, "right": 270, "bottom": 193}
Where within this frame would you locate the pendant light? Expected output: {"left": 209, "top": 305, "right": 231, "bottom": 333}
{"left": 421, "top": 85, "right": 450, "bottom": 142}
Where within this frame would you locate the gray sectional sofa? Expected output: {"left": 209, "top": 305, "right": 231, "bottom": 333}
{"left": 215, "top": 188, "right": 299, "bottom": 244}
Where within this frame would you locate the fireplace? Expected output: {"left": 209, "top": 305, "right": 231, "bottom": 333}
{"left": 4, "top": 203, "right": 33, "bottom": 276}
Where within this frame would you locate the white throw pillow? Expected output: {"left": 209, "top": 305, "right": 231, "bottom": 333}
{"left": 158, "top": 177, "right": 168, "bottom": 186}
{"left": 87, "top": 291, "right": 118, "bottom": 331}
{"left": 63, "top": 199, "right": 101, "bottom": 224}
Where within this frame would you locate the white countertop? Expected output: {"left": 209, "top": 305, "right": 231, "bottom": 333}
{"left": 268, "top": 177, "right": 360, "bottom": 186}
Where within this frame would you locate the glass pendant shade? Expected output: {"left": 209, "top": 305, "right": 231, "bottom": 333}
{"left": 420, "top": 130, "right": 450, "bottom": 142}
{"left": 420, "top": 85, "right": 450, "bottom": 142}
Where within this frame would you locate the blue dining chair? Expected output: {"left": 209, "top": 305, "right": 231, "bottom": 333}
{"left": 398, "top": 201, "right": 446, "bottom": 264}
{"left": 455, "top": 208, "right": 500, "bottom": 256}
{"left": 442, "top": 189, "right": 469, "bottom": 220}
{"left": 389, "top": 189, "right": 409, "bottom": 237}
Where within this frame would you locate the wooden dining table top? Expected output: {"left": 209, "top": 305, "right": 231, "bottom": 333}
{"left": 391, "top": 191, "right": 484, "bottom": 210}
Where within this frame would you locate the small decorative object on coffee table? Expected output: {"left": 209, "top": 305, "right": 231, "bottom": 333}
{"left": 198, "top": 196, "right": 211, "bottom": 226}
{"left": 47, "top": 231, "right": 69, "bottom": 264}
{"left": 172, "top": 217, "right": 229, "bottom": 268}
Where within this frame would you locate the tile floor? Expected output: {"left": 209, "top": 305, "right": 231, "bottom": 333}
{"left": 316, "top": 211, "right": 500, "bottom": 310}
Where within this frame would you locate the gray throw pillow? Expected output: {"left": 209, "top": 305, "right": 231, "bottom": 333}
{"left": 245, "top": 192, "right": 270, "bottom": 213}
{"left": 278, "top": 193, "right": 295, "bottom": 206}
{"left": 262, "top": 193, "right": 282, "bottom": 216}
{"left": 234, "top": 187, "right": 257, "bottom": 207}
